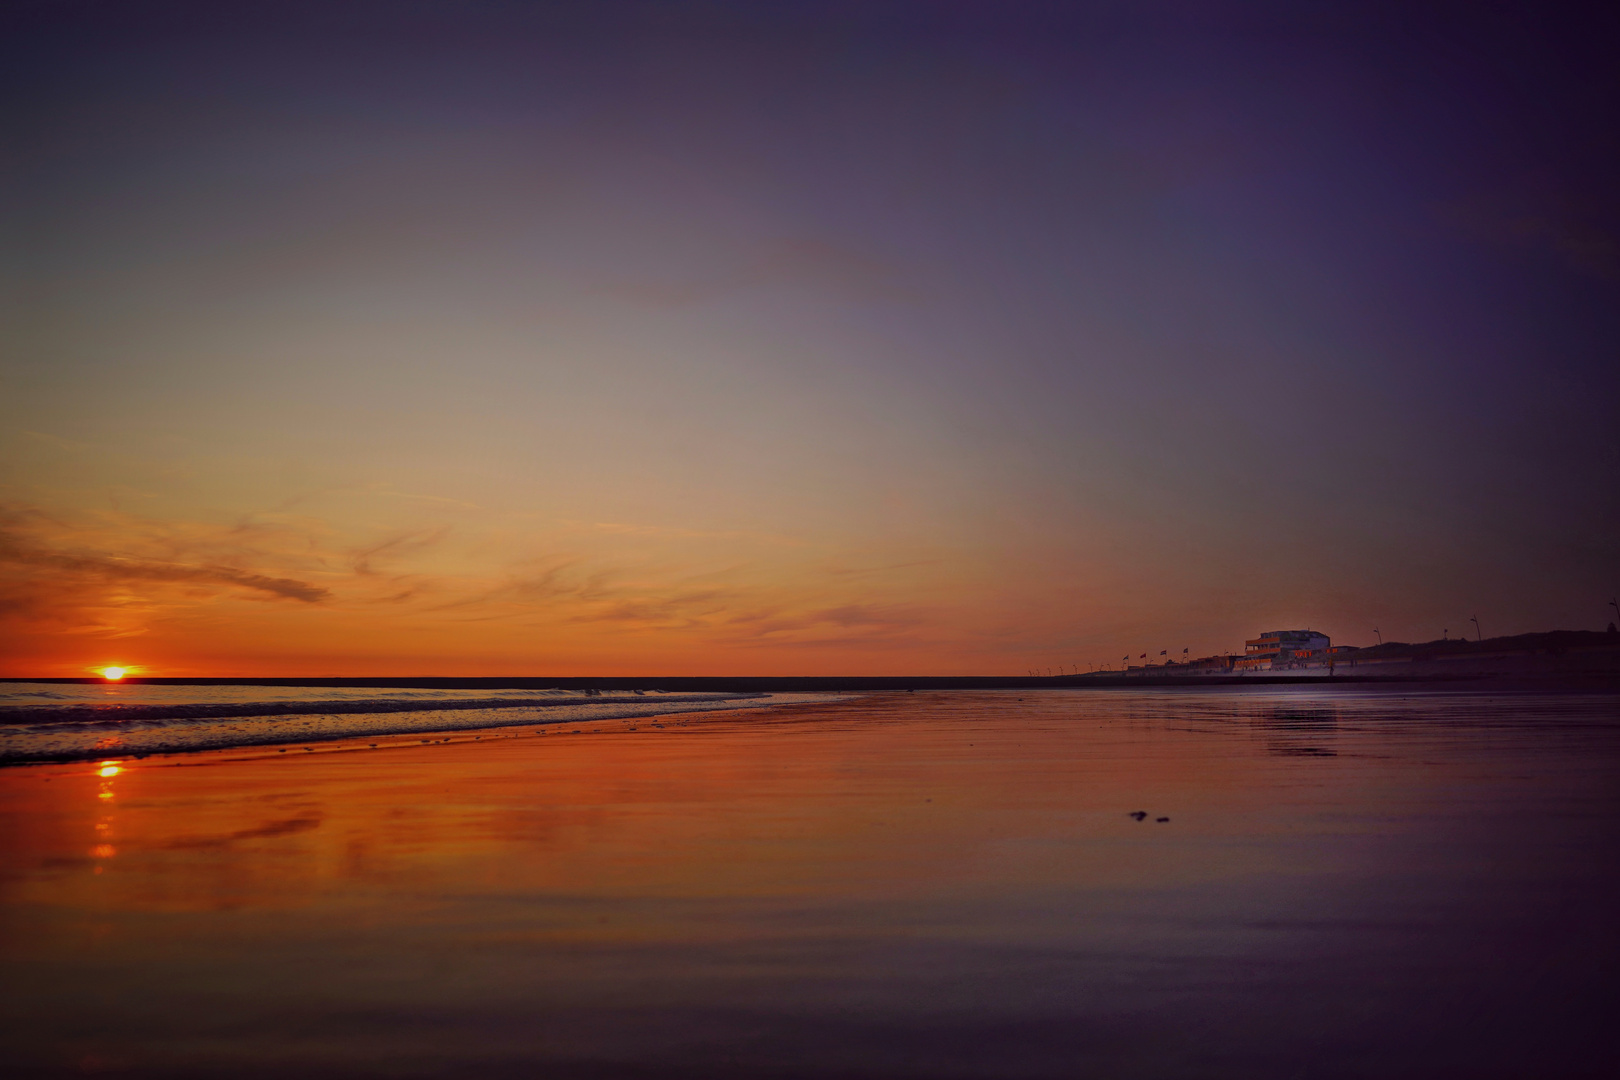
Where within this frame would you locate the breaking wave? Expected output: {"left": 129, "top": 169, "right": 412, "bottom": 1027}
{"left": 0, "top": 684, "right": 826, "bottom": 765}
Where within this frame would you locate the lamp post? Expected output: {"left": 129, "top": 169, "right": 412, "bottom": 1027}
{"left": 1373, "top": 628, "right": 1382, "bottom": 645}
{"left": 1470, "top": 615, "right": 1482, "bottom": 642}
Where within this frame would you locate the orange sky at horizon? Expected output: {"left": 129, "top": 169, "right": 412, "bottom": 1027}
{"left": 2, "top": 468, "right": 1200, "bottom": 678}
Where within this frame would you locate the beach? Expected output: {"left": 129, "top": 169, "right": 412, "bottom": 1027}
{"left": 4, "top": 688, "right": 1619, "bottom": 1078}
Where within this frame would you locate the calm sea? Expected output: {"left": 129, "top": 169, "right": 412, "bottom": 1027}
{"left": 2, "top": 687, "right": 1617, "bottom": 1078}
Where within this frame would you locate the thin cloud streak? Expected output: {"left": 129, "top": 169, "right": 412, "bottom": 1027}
{"left": 0, "top": 521, "right": 329, "bottom": 603}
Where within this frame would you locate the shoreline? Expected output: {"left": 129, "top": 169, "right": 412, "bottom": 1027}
{"left": 7, "top": 676, "right": 1618, "bottom": 770}
{"left": 7, "top": 672, "right": 1620, "bottom": 692}
{"left": 5, "top": 689, "right": 1617, "bottom": 1079}
{"left": 1, "top": 702, "right": 773, "bottom": 775}
{"left": 0, "top": 692, "right": 851, "bottom": 768}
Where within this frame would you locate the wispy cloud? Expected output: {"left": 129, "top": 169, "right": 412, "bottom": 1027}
{"left": 717, "top": 601, "right": 931, "bottom": 644}
{"left": 351, "top": 528, "right": 451, "bottom": 576}
{"left": 0, "top": 510, "right": 329, "bottom": 603}
{"left": 7, "top": 547, "right": 329, "bottom": 602}
{"left": 0, "top": 504, "right": 338, "bottom": 645}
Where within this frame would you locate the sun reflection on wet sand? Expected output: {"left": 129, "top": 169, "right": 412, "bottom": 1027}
{"left": 2, "top": 690, "right": 1618, "bottom": 1078}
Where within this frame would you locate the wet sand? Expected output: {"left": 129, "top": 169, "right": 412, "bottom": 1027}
{"left": 3, "top": 689, "right": 1618, "bottom": 1078}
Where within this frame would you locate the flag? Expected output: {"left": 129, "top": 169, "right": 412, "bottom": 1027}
{"left": 1139, "top": 653, "right": 1146, "bottom": 658}
{"left": 1160, "top": 650, "right": 1166, "bottom": 656}
{"left": 1183, "top": 648, "right": 1188, "bottom": 654}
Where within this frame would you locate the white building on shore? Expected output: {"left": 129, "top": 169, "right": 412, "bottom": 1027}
{"left": 1237, "top": 629, "right": 1331, "bottom": 671}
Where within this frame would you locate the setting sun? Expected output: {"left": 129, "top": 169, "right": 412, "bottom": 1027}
{"left": 101, "top": 667, "right": 127, "bottom": 680}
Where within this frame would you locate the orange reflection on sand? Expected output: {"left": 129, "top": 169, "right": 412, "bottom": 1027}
{"left": 2, "top": 690, "right": 1617, "bottom": 1080}
{"left": 0, "top": 693, "right": 1328, "bottom": 926}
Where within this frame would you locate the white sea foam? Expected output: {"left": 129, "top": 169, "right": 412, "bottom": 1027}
{"left": 0, "top": 683, "right": 844, "bottom": 764}
{"left": 0, "top": 682, "right": 592, "bottom": 709}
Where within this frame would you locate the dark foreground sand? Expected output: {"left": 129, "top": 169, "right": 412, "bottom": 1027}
{"left": 3, "top": 689, "right": 1618, "bottom": 1079}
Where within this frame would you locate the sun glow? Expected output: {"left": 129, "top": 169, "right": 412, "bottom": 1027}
{"left": 100, "top": 667, "right": 127, "bottom": 680}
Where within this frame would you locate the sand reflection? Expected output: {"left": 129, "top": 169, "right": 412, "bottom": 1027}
{"left": 3, "top": 690, "right": 1618, "bottom": 1078}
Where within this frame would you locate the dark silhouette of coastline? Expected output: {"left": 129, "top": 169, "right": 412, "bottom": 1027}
{"left": 1100, "top": 628, "right": 1620, "bottom": 684}
{"left": 6, "top": 630, "right": 1618, "bottom": 693}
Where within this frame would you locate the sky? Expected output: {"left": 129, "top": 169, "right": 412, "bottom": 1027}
{"left": 3, "top": 1, "right": 1617, "bottom": 676}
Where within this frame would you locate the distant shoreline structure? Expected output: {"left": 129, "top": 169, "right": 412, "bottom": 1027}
{"left": 1100, "top": 628, "right": 1620, "bottom": 681}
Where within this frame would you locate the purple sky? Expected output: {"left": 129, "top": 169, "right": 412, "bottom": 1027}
{"left": 3, "top": 2, "right": 1617, "bottom": 674}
